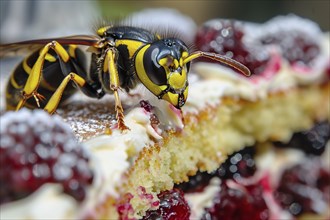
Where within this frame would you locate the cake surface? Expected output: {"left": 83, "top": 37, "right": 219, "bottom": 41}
{"left": 0, "top": 11, "right": 329, "bottom": 220}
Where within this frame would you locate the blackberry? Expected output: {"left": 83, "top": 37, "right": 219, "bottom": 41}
{"left": 176, "top": 147, "right": 257, "bottom": 192}
{"left": 274, "top": 158, "right": 329, "bottom": 216}
{"left": 259, "top": 15, "right": 321, "bottom": 67}
{"left": 274, "top": 121, "right": 330, "bottom": 155}
{"left": 195, "top": 19, "right": 270, "bottom": 75}
{"left": 202, "top": 181, "right": 269, "bottom": 220}
{"left": 0, "top": 109, "right": 93, "bottom": 204}
{"left": 142, "top": 188, "right": 190, "bottom": 220}
{"left": 216, "top": 146, "right": 256, "bottom": 181}
{"left": 176, "top": 171, "right": 214, "bottom": 193}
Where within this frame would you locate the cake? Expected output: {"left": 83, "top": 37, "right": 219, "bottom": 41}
{"left": 0, "top": 11, "right": 329, "bottom": 220}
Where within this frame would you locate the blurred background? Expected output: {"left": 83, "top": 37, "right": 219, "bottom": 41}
{"left": 97, "top": 0, "right": 329, "bottom": 29}
{"left": 0, "top": 0, "right": 329, "bottom": 43}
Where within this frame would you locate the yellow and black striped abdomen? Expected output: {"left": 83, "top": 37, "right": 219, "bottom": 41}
{"left": 6, "top": 45, "right": 84, "bottom": 110}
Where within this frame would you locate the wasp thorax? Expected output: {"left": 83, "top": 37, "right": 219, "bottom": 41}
{"left": 135, "top": 38, "right": 190, "bottom": 108}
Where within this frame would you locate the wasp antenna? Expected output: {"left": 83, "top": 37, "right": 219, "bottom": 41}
{"left": 183, "top": 51, "right": 251, "bottom": 76}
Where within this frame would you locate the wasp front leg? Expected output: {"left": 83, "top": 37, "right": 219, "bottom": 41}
{"left": 104, "top": 48, "right": 129, "bottom": 131}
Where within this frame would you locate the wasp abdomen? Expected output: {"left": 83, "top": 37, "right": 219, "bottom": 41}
{"left": 5, "top": 45, "right": 85, "bottom": 110}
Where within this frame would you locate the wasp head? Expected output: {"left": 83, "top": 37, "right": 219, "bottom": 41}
{"left": 135, "top": 38, "right": 190, "bottom": 108}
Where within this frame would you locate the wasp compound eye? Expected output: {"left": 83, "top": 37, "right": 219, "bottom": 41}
{"left": 135, "top": 40, "right": 174, "bottom": 90}
{"left": 143, "top": 45, "right": 168, "bottom": 86}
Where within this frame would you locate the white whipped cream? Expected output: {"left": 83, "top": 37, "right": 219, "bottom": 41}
{"left": 256, "top": 147, "right": 306, "bottom": 188}
{"left": 0, "top": 184, "right": 79, "bottom": 220}
{"left": 184, "top": 177, "right": 221, "bottom": 219}
{"left": 190, "top": 63, "right": 259, "bottom": 102}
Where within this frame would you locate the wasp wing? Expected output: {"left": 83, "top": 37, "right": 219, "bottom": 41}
{"left": 0, "top": 35, "right": 100, "bottom": 58}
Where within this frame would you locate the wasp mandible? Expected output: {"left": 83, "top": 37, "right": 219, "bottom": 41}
{"left": 1, "top": 25, "right": 250, "bottom": 131}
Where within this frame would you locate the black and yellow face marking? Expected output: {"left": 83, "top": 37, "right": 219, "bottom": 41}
{"left": 134, "top": 38, "right": 190, "bottom": 108}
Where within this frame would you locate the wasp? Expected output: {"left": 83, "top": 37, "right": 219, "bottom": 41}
{"left": 1, "top": 25, "right": 250, "bottom": 131}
